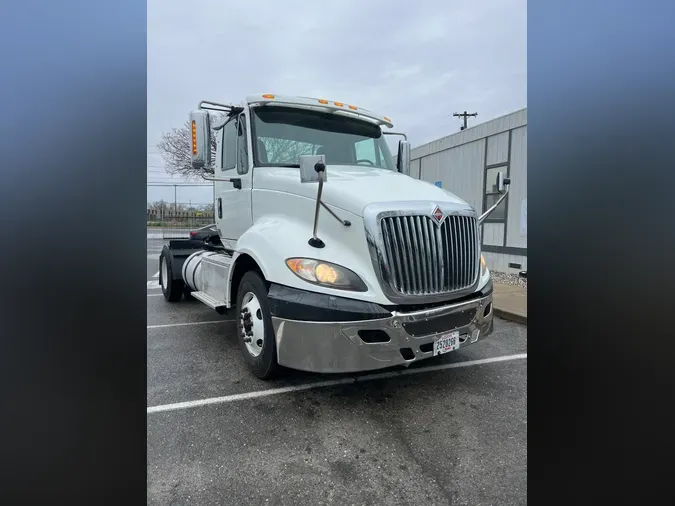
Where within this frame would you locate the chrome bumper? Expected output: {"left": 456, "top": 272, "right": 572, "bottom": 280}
{"left": 271, "top": 292, "right": 494, "bottom": 374}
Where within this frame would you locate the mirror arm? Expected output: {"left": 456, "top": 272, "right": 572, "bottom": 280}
{"left": 383, "top": 132, "right": 408, "bottom": 141}
{"left": 199, "top": 166, "right": 237, "bottom": 183}
{"left": 320, "top": 201, "right": 351, "bottom": 227}
{"left": 198, "top": 101, "right": 243, "bottom": 115}
{"left": 308, "top": 164, "right": 326, "bottom": 248}
{"left": 478, "top": 185, "right": 510, "bottom": 225}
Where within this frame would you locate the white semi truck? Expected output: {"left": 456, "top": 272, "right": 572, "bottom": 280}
{"left": 159, "top": 94, "right": 510, "bottom": 379}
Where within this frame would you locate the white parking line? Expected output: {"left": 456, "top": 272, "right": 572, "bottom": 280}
{"left": 147, "top": 320, "right": 231, "bottom": 329}
{"left": 147, "top": 281, "right": 161, "bottom": 290}
{"left": 148, "top": 293, "right": 164, "bottom": 297}
{"left": 147, "top": 353, "right": 527, "bottom": 414}
{"left": 153, "top": 271, "right": 159, "bottom": 278}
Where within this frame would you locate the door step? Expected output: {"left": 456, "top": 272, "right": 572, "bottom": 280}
{"left": 190, "top": 291, "right": 228, "bottom": 314}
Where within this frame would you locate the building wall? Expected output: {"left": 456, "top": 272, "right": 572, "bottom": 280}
{"left": 411, "top": 108, "right": 527, "bottom": 273}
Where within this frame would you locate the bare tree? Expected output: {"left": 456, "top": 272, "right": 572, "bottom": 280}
{"left": 156, "top": 114, "right": 223, "bottom": 179}
{"left": 261, "top": 138, "right": 317, "bottom": 164}
{"left": 147, "top": 200, "right": 169, "bottom": 212}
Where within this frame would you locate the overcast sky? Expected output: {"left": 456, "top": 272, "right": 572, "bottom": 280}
{"left": 147, "top": 0, "right": 526, "bottom": 205}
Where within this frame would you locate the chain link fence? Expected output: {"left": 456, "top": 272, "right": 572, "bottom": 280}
{"left": 147, "top": 208, "right": 215, "bottom": 239}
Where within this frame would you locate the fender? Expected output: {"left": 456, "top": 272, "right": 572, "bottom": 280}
{"left": 231, "top": 211, "right": 395, "bottom": 306}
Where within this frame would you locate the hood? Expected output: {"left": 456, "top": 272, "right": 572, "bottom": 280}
{"left": 255, "top": 165, "right": 471, "bottom": 217}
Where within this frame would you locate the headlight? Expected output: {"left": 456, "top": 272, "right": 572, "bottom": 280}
{"left": 285, "top": 258, "right": 368, "bottom": 292}
{"left": 481, "top": 255, "right": 488, "bottom": 276}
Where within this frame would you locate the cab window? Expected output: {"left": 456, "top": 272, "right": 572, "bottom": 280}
{"left": 222, "top": 119, "right": 237, "bottom": 171}
{"left": 354, "top": 138, "right": 380, "bottom": 165}
{"left": 237, "top": 115, "right": 249, "bottom": 175}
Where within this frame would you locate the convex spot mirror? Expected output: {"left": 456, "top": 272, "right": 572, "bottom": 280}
{"left": 497, "top": 171, "right": 511, "bottom": 193}
{"left": 299, "top": 154, "right": 327, "bottom": 183}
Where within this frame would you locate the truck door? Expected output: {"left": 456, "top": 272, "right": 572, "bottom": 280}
{"left": 214, "top": 113, "right": 253, "bottom": 248}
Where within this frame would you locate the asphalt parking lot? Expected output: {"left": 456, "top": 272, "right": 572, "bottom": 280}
{"left": 147, "top": 239, "right": 528, "bottom": 505}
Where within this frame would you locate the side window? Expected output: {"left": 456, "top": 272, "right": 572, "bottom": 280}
{"left": 354, "top": 138, "right": 378, "bottom": 165}
{"left": 237, "top": 115, "right": 249, "bottom": 175}
{"left": 215, "top": 127, "right": 223, "bottom": 170}
{"left": 221, "top": 119, "right": 237, "bottom": 171}
{"left": 378, "top": 143, "right": 392, "bottom": 170}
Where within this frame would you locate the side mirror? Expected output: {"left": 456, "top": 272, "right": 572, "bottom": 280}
{"left": 497, "top": 172, "right": 511, "bottom": 193}
{"left": 479, "top": 171, "right": 512, "bottom": 225}
{"left": 190, "top": 110, "right": 211, "bottom": 171}
{"left": 299, "top": 154, "right": 327, "bottom": 183}
{"left": 299, "top": 154, "right": 350, "bottom": 248}
{"left": 397, "top": 140, "right": 411, "bottom": 176}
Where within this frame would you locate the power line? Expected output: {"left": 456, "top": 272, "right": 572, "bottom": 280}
{"left": 452, "top": 111, "right": 478, "bottom": 131}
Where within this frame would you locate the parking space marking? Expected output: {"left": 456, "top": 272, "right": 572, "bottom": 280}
{"left": 147, "top": 320, "right": 232, "bottom": 329}
{"left": 147, "top": 293, "right": 164, "bottom": 297}
{"left": 147, "top": 281, "right": 161, "bottom": 290}
{"left": 147, "top": 353, "right": 527, "bottom": 414}
{"left": 153, "top": 271, "right": 159, "bottom": 278}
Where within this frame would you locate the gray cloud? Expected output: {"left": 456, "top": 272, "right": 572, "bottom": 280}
{"left": 148, "top": 0, "right": 526, "bottom": 202}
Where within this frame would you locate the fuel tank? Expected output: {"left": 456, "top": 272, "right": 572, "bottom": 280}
{"left": 181, "top": 250, "right": 222, "bottom": 291}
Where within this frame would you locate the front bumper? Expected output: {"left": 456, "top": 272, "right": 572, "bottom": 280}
{"left": 269, "top": 284, "right": 494, "bottom": 374}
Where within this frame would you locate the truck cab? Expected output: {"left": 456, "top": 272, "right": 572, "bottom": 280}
{"left": 159, "top": 94, "right": 510, "bottom": 379}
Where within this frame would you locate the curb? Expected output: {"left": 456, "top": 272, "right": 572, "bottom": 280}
{"left": 494, "top": 308, "right": 527, "bottom": 325}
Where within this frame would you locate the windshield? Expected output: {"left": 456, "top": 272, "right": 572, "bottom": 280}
{"left": 251, "top": 106, "right": 395, "bottom": 170}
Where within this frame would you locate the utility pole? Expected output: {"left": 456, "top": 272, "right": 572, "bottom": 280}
{"left": 174, "top": 184, "right": 177, "bottom": 217}
{"left": 453, "top": 111, "right": 478, "bottom": 131}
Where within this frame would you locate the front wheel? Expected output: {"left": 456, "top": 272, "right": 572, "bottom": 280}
{"left": 235, "top": 271, "right": 278, "bottom": 380}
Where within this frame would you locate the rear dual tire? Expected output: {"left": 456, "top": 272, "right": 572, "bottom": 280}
{"left": 159, "top": 248, "right": 184, "bottom": 302}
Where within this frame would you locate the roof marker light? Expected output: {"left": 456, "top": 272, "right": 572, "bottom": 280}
{"left": 334, "top": 101, "right": 344, "bottom": 107}
{"left": 262, "top": 94, "right": 275, "bottom": 99}
{"left": 384, "top": 116, "right": 391, "bottom": 122}
{"left": 318, "top": 99, "right": 328, "bottom": 104}
{"left": 348, "top": 105, "right": 357, "bottom": 110}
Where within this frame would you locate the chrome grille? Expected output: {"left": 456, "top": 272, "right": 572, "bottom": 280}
{"left": 379, "top": 214, "right": 479, "bottom": 296}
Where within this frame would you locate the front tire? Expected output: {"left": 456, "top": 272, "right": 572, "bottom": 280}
{"left": 235, "top": 271, "right": 278, "bottom": 380}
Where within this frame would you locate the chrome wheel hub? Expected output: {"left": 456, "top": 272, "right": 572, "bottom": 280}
{"left": 240, "top": 292, "right": 264, "bottom": 357}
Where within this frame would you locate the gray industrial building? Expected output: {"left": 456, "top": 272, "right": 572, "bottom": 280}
{"left": 410, "top": 108, "right": 527, "bottom": 274}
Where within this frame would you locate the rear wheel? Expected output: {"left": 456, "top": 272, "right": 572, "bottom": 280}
{"left": 235, "top": 271, "right": 278, "bottom": 380}
{"left": 159, "top": 248, "right": 184, "bottom": 302}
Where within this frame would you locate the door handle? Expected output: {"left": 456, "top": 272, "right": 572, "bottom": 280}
{"left": 231, "top": 178, "right": 242, "bottom": 189}
{"left": 217, "top": 198, "right": 222, "bottom": 219}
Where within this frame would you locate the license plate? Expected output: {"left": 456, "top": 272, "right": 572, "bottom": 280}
{"left": 433, "top": 331, "right": 460, "bottom": 356}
